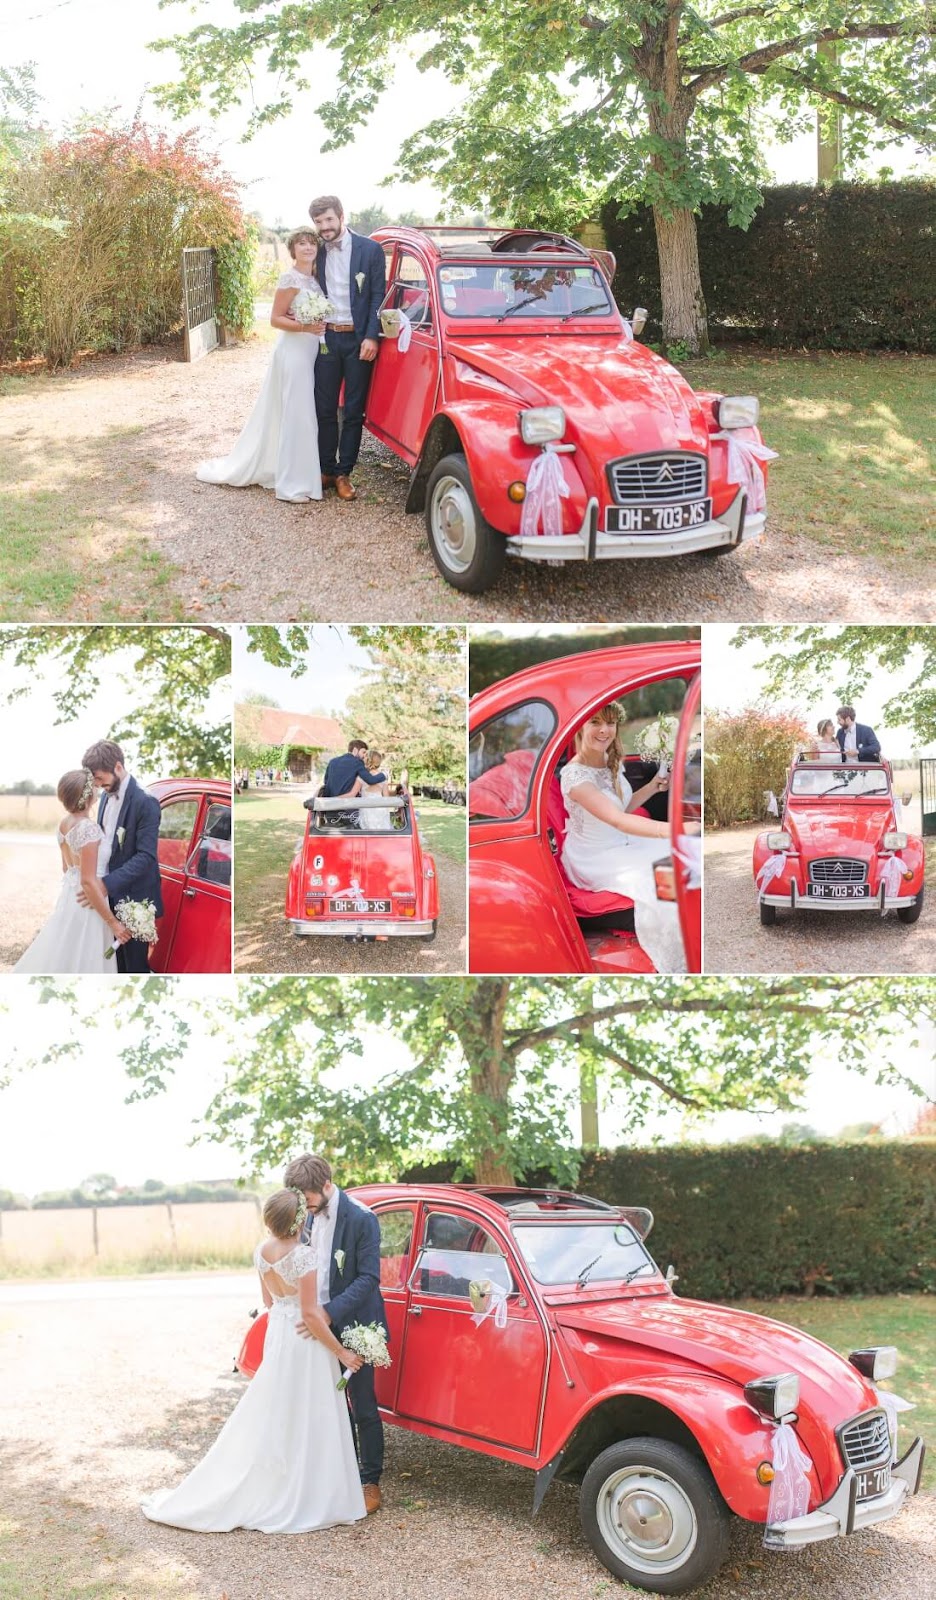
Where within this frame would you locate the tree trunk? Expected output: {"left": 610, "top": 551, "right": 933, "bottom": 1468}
{"left": 454, "top": 978, "right": 516, "bottom": 1186}
{"left": 643, "top": 15, "right": 710, "bottom": 355}
{"left": 652, "top": 205, "right": 710, "bottom": 354}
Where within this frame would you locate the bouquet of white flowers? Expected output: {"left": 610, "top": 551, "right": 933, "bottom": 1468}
{"left": 635, "top": 713, "right": 680, "bottom": 777}
{"left": 105, "top": 897, "right": 159, "bottom": 958}
{"left": 336, "top": 1321, "right": 392, "bottom": 1390}
{"left": 293, "top": 287, "right": 333, "bottom": 325}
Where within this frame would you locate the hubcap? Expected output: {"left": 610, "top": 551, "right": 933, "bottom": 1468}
{"left": 596, "top": 1466, "right": 698, "bottom": 1576}
{"left": 430, "top": 475, "right": 477, "bottom": 573}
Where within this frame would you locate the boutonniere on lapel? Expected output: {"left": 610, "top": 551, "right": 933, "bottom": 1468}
{"left": 116, "top": 826, "right": 126, "bottom": 849}
{"left": 355, "top": 271, "right": 365, "bottom": 292}
{"left": 334, "top": 1248, "right": 346, "bottom": 1273}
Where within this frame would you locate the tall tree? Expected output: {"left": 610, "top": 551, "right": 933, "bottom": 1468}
{"left": 12, "top": 976, "right": 933, "bottom": 1184}
{"left": 344, "top": 632, "right": 465, "bottom": 783}
{"left": 0, "top": 626, "right": 231, "bottom": 775}
{"left": 152, "top": 3, "right": 933, "bottom": 351}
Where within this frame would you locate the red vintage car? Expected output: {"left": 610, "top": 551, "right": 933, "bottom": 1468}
{"left": 148, "top": 778, "right": 231, "bottom": 973}
{"left": 364, "top": 226, "right": 772, "bottom": 593}
{"left": 285, "top": 792, "right": 439, "bottom": 940}
{"left": 469, "top": 643, "right": 702, "bottom": 973}
{"left": 753, "top": 759, "right": 925, "bottom": 926}
{"left": 237, "top": 1184, "right": 924, "bottom": 1593}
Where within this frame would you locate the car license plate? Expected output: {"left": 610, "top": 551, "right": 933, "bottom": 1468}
{"left": 807, "top": 883, "right": 869, "bottom": 900}
{"left": 605, "top": 498, "right": 713, "bottom": 534}
{"left": 855, "top": 1463, "right": 890, "bottom": 1500}
{"left": 329, "top": 898, "right": 391, "bottom": 914}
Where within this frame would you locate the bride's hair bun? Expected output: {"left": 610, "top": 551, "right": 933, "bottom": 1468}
{"left": 57, "top": 767, "right": 95, "bottom": 814}
{"left": 263, "top": 1189, "right": 307, "bottom": 1240}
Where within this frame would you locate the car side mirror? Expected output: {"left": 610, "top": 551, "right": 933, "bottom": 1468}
{"left": 631, "top": 306, "right": 648, "bottom": 337}
{"left": 665, "top": 1264, "right": 679, "bottom": 1287}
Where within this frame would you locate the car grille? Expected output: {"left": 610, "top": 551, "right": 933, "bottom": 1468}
{"left": 607, "top": 453, "right": 707, "bottom": 506}
{"left": 808, "top": 858, "right": 867, "bottom": 885}
{"left": 839, "top": 1410, "right": 891, "bottom": 1470}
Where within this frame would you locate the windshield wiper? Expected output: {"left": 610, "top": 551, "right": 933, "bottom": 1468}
{"left": 497, "top": 295, "right": 545, "bottom": 321}
{"left": 560, "top": 302, "right": 611, "bottom": 322}
{"left": 577, "top": 1257, "right": 649, "bottom": 1291}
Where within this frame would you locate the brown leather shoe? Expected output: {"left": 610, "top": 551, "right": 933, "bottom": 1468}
{"left": 363, "top": 1484, "right": 382, "bottom": 1514}
{"left": 335, "top": 474, "right": 357, "bottom": 502}
{"left": 321, "top": 473, "right": 337, "bottom": 490}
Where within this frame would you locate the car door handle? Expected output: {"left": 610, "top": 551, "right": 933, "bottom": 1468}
{"left": 183, "top": 889, "right": 197, "bottom": 898}
{"left": 408, "top": 1305, "right": 422, "bottom": 1317}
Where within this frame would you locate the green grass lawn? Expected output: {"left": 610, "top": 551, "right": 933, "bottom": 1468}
{"left": 678, "top": 350, "right": 935, "bottom": 561}
{"left": 732, "top": 1294, "right": 935, "bottom": 1487}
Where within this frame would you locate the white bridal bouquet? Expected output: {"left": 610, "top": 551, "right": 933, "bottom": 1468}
{"left": 635, "top": 712, "right": 680, "bottom": 777}
{"left": 105, "top": 897, "right": 159, "bottom": 958}
{"left": 292, "top": 287, "right": 333, "bottom": 325}
{"left": 337, "top": 1321, "right": 392, "bottom": 1390}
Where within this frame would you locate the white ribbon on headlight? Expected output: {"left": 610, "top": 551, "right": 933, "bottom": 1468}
{"left": 717, "top": 432, "right": 778, "bottom": 514}
{"left": 763, "top": 1419, "right": 813, "bottom": 1543}
{"left": 756, "top": 853, "right": 787, "bottom": 894}
{"left": 396, "top": 315, "right": 413, "bottom": 352}
{"left": 520, "top": 443, "right": 570, "bottom": 538}
{"left": 764, "top": 790, "right": 779, "bottom": 817}
{"left": 879, "top": 855, "right": 906, "bottom": 901}
{"left": 674, "top": 834, "right": 702, "bottom": 889}
{"left": 873, "top": 1386, "right": 914, "bottom": 1463}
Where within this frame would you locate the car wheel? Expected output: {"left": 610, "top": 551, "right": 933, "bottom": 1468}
{"left": 759, "top": 900, "right": 777, "bottom": 926}
{"left": 424, "top": 919, "right": 438, "bottom": 943}
{"left": 700, "top": 541, "right": 738, "bottom": 558}
{"left": 897, "top": 883, "right": 924, "bottom": 924}
{"left": 580, "top": 1438, "right": 730, "bottom": 1594}
{"left": 425, "top": 453, "right": 506, "bottom": 593}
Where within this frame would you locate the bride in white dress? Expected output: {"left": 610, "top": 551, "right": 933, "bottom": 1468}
{"left": 560, "top": 704, "right": 685, "bottom": 973}
{"left": 803, "top": 718, "right": 842, "bottom": 763}
{"left": 196, "top": 229, "right": 324, "bottom": 503}
{"left": 141, "top": 1189, "right": 366, "bottom": 1534}
{"left": 12, "top": 768, "right": 131, "bottom": 974}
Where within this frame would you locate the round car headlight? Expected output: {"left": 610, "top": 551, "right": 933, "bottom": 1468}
{"left": 883, "top": 831, "right": 908, "bottom": 851}
{"left": 849, "top": 1346, "right": 898, "bottom": 1381}
{"left": 716, "top": 394, "right": 760, "bottom": 430}
{"left": 519, "top": 405, "right": 566, "bottom": 445}
{"left": 766, "top": 831, "right": 791, "bottom": 851}
{"left": 744, "top": 1373, "right": 800, "bottom": 1419}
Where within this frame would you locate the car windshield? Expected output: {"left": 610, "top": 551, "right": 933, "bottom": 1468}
{"left": 512, "top": 1222, "right": 657, "bottom": 1286}
{"left": 311, "top": 798, "right": 411, "bottom": 835}
{"left": 438, "top": 263, "right": 613, "bottom": 320}
{"left": 790, "top": 767, "right": 890, "bottom": 798}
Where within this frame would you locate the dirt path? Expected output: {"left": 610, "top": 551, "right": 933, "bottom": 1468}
{"left": 3, "top": 339, "right": 935, "bottom": 622}
{"left": 704, "top": 822, "right": 936, "bottom": 975}
{"left": 1, "top": 1274, "right": 933, "bottom": 1600}
{"left": 0, "top": 834, "right": 59, "bottom": 969}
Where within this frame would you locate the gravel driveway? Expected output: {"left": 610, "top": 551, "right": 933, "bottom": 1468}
{"left": 704, "top": 823, "right": 936, "bottom": 974}
{"left": 0, "top": 832, "right": 59, "bottom": 970}
{"left": 4, "top": 339, "right": 935, "bottom": 622}
{"left": 1, "top": 1273, "right": 932, "bottom": 1600}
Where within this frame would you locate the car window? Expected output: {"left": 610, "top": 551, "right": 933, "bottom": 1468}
{"left": 513, "top": 1222, "right": 656, "bottom": 1286}
{"left": 157, "top": 798, "right": 200, "bottom": 869}
{"left": 790, "top": 767, "right": 889, "bottom": 798}
{"left": 311, "top": 798, "right": 412, "bottom": 835}
{"left": 390, "top": 253, "right": 432, "bottom": 328}
{"left": 562, "top": 677, "right": 698, "bottom": 829}
{"left": 186, "top": 802, "right": 232, "bottom": 885}
{"left": 411, "top": 1211, "right": 514, "bottom": 1299}
{"left": 468, "top": 700, "right": 556, "bottom": 821}
{"left": 377, "top": 1207, "right": 415, "bottom": 1290}
{"left": 439, "top": 262, "right": 612, "bottom": 319}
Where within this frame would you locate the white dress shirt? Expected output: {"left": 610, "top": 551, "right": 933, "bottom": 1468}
{"left": 98, "top": 773, "right": 130, "bottom": 875}
{"left": 843, "top": 723, "right": 858, "bottom": 757}
{"left": 310, "top": 1187, "right": 341, "bottom": 1305}
{"left": 324, "top": 229, "right": 354, "bottom": 325}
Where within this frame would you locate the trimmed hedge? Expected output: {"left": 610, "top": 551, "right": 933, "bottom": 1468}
{"left": 601, "top": 182, "right": 936, "bottom": 353}
{"left": 403, "top": 1141, "right": 936, "bottom": 1299}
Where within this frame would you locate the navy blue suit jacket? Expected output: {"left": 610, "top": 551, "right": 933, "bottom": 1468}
{"left": 305, "top": 1191, "right": 388, "bottom": 1338}
{"left": 316, "top": 231, "right": 386, "bottom": 343}
{"left": 836, "top": 723, "right": 881, "bottom": 763}
{"left": 322, "top": 754, "right": 387, "bottom": 796}
{"left": 97, "top": 776, "right": 163, "bottom": 916}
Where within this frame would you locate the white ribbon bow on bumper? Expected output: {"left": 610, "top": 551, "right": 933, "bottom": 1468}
{"left": 716, "top": 432, "right": 779, "bottom": 515}
{"left": 756, "top": 853, "right": 787, "bottom": 895}
{"left": 520, "top": 443, "right": 570, "bottom": 538}
{"left": 763, "top": 1418, "right": 813, "bottom": 1544}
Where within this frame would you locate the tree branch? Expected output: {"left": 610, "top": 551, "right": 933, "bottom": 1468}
{"left": 770, "top": 65, "right": 928, "bottom": 137}
{"left": 581, "top": 1038, "right": 706, "bottom": 1108}
{"left": 688, "top": 22, "right": 921, "bottom": 99}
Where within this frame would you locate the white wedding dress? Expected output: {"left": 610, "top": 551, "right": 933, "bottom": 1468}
{"left": 196, "top": 269, "right": 323, "bottom": 503}
{"left": 560, "top": 760, "right": 685, "bottom": 974}
{"left": 141, "top": 1239, "right": 366, "bottom": 1534}
{"left": 12, "top": 817, "right": 113, "bottom": 975}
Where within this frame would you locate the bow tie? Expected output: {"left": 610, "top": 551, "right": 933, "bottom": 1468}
{"left": 325, "top": 238, "right": 345, "bottom": 250}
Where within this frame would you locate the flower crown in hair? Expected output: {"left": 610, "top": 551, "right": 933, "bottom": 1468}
{"left": 288, "top": 1187, "right": 307, "bottom": 1236}
{"left": 79, "top": 768, "right": 94, "bottom": 808}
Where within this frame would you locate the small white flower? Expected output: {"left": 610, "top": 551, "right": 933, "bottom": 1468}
{"left": 334, "top": 1248, "right": 346, "bottom": 1273}
{"left": 116, "top": 826, "right": 126, "bottom": 848}
{"left": 355, "top": 271, "right": 365, "bottom": 291}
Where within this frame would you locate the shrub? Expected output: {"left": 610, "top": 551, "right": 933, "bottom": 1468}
{"left": 217, "top": 215, "right": 260, "bottom": 338}
{"left": 704, "top": 703, "right": 808, "bottom": 828}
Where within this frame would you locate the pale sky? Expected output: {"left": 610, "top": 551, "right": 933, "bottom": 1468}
{"left": 5, "top": 0, "right": 927, "bottom": 227}
{"left": 704, "top": 627, "right": 936, "bottom": 759}
{"left": 233, "top": 625, "right": 372, "bottom": 720}
{"left": 0, "top": 637, "right": 232, "bottom": 788}
{"left": 1, "top": 985, "right": 931, "bottom": 1197}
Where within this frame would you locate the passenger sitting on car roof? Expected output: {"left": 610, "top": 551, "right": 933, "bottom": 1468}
{"left": 322, "top": 739, "right": 387, "bottom": 797}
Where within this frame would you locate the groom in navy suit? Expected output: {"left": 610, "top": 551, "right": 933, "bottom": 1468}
{"left": 287, "top": 1152, "right": 388, "bottom": 1514}
{"left": 81, "top": 739, "right": 163, "bottom": 974}
{"left": 309, "top": 195, "right": 387, "bottom": 503}
{"left": 835, "top": 706, "right": 882, "bottom": 763}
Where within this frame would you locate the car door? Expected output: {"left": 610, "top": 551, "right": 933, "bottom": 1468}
{"left": 151, "top": 792, "right": 202, "bottom": 972}
{"left": 168, "top": 794, "right": 232, "bottom": 973}
{"left": 670, "top": 672, "right": 702, "bottom": 971}
{"left": 395, "top": 1206, "right": 548, "bottom": 1453}
{"left": 365, "top": 249, "right": 441, "bottom": 463}
{"left": 372, "top": 1201, "right": 420, "bottom": 1412}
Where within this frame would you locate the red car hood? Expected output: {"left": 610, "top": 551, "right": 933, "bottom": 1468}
{"left": 554, "top": 1295, "right": 872, "bottom": 1422}
{"left": 446, "top": 335, "right": 711, "bottom": 456}
{"left": 785, "top": 802, "right": 894, "bottom": 858}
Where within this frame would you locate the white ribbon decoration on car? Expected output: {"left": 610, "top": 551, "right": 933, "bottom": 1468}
{"left": 332, "top": 877, "right": 368, "bottom": 912}
{"left": 763, "top": 1419, "right": 813, "bottom": 1545}
{"left": 879, "top": 855, "right": 907, "bottom": 902}
{"left": 756, "top": 853, "right": 787, "bottom": 895}
{"left": 893, "top": 795, "right": 902, "bottom": 825}
{"left": 674, "top": 835, "right": 702, "bottom": 890}
{"left": 873, "top": 1386, "right": 914, "bottom": 1463}
{"left": 520, "top": 443, "right": 570, "bottom": 538}
{"left": 469, "top": 1279, "right": 509, "bottom": 1330}
{"left": 764, "top": 790, "right": 780, "bottom": 817}
{"left": 396, "top": 315, "right": 412, "bottom": 352}
{"left": 716, "top": 432, "right": 779, "bottom": 514}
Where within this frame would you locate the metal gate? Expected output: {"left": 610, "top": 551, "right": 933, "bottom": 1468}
{"left": 921, "top": 758, "right": 936, "bottom": 837}
{"left": 181, "top": 247, "right": 219, "bottom": 362}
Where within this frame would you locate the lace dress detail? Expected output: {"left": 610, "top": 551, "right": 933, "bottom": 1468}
{"left": 276, "top": 268, "right": 316, "bottom": 294}
{"left": 58, "top": 817, "right": 105, "bottom": 870}
{"left": 254, "top": 1241, "right": 318, "bottom": 1291}
{"left": 560, "top": 761, "right": 631, "bottom": 840}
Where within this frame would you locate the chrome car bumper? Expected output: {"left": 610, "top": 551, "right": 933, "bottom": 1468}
{"left": 507, "top": 488, "right": 762, "bottom": 562}
{"left": 288, "top": 918, "right": 434, "bottom": 937}
{"left": 760, "top": 882, "right": 918, "bottom": 912}
{"left": 766, "top": 1438, "right": 924, "bottom": 1547}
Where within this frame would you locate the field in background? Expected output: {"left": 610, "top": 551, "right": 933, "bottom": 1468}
{"left": 0, "top": 1200, "right": 260, "bottom": 1276}
{"left": 0, "top": 793, "right": 60, "bottom": 830}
